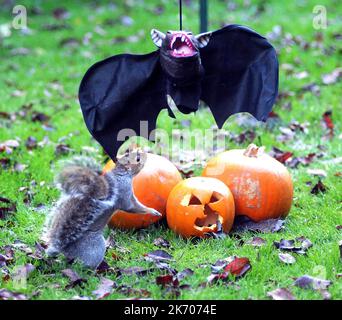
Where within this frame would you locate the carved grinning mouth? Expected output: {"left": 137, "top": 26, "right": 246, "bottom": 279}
{"left": 170, "top": 33, "right": 197, "bottom": 57}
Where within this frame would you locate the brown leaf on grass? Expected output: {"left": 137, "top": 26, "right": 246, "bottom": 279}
{"left": 154, "top": 261, "right": 177, "bottom": 275}
{"left": 294, "top": 275, "right": 332, "bottom": 290}
{"left": 274, "top": 237, "right": 312, "bottom": 255}
{"left": 246, "top": 237, "right": 266, "bottom": 247}
{"left": 156, "top": 274, "right": 179, "bottom": 288}
{"left": 53, "top": 7, "right": 70, "bottom": 20}
{"left": 207, "top": 257, "right": 251, "bottom": 284}
{"left": 267, "top": 288, "right": 296, "bottom": 300}
{"left": 119, "top": 266, "right": 154, "bottom": 276}
{"left": 12, "top": 263, "right": 35, "bottom": 281}
{"left": 339, "top": 240, "right": 342, "bottom": 261}
{"left": 27, "top": 242, "right": 47, "bottom": 260}
{"left": 0, "top": 245, "right": 14, "bottom": 267}
{"left": 233, "top": 216, "right": 285, "bottom": 233}
{"left": 0, "top": 158, "right": 10, "bottom": 169}
{"left": 319, "top": 289, "right": 332, "bottom": 300}
{"left": 96, "top": 260, "right": 115, "bottom": 274}
{"left": 59, "top": 37, "right": 80, "bottom": 48}
{"left": 153, "top": 237, "right": 171, "bottom": 248}
{"left": 13, "top": 162, "right": 27, "bottom": 172}
{"left": 144, "top": 250, "right": 173, "bottom": 262}
{"left": 175, "top": 268, "right": 194, "bottom": 281}
{"left": 269, "top": 147, "right": 293, "bottom": 164}
{"left": 0, "top": 289, "right": 27, "bottom": 300}
{"left": 25, "top": 136, "right": 37, "bottom": 150}
{"left": 224, "top": 257, "right": 251, "bottom": 277}
{"left": 310, "top": 180, "right": 327, "bottom": 194}
{"left": 321, "top": 68, "right": 341, "bottom": 85}
{"left": 287, "top": 152, "right": 317, "bottom": 169}
{"left": 92, "top": 277, "right": 115, "bottom": 300}
{"left": 11, "top": 241, "right": 33, "bottom": 254}
{"left": 31, "top": 111, "right": 50, "bottom": 123}
{"left": 55, "top": 143, "right": 72, "bottom": 156}
{"left": 116, "top": 285, "right": 151, "bottom": 298}
{"left": 42, "top": 23, "right": 70, "bottom": 31}
{"left": 61, "top": 269, "right": 87, "bottom": 289}
{"left": 278, "top": 253, "right": 296, "bottom": 264}
{"left": 322, "top": 110, "right": 334, "bottom": 138}
{"left": 0, "top": 139, "right": 20, "bottom": 154}
{"left": 0, "top": 197, "right": 17, "bottom": 220}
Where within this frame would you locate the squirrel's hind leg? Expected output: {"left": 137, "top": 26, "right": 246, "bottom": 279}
{"left": 63, "top": 231, "right": 106, "bottom": 269}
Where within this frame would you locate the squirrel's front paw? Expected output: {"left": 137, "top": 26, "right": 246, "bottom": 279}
{"left": 148, "top": 208, "right": 162, "bottom": 217}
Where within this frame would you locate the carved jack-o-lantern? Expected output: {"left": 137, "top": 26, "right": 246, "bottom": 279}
{"left": 166, "top": 177, "right": 235, "bottom": 238}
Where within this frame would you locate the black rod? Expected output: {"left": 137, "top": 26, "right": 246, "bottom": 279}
{"left": 179, "top": 0, "right": 182, "bottom": 30}
{"left": 200, "top": 0, "right": 208, "bottom": 33}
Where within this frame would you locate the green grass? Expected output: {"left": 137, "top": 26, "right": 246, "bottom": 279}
{"left": 0, "top": 0, "right": 341, "bottom": 300}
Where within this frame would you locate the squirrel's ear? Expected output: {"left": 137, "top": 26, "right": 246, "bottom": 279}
{"left": 151, "top": 29, "right": 165, "bottom": 47}
{"left": 195, "top": 31, "right": 211, "bottom": 48}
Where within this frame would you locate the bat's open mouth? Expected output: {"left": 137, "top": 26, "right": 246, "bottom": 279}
{"left": 170, "top": 33, "right": 197, "bottom": 58}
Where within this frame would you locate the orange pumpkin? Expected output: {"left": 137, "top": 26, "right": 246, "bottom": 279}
{"left": 202, "top": 144, "right": 293, "bottom": 222}
{"left": 103, "top": 153, "right": 182, "bottom": 229}
{"left": 166, "top": 177, "right": 235, "bottom": 238}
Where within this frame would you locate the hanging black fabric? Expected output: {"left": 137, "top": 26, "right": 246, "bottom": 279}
{"left": 79, "top": 25, "right": 278, "bottom": 160}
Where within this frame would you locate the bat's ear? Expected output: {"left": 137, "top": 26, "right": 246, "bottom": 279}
{"left": 151, "top": 29, "right": 166, "bottom": 48}
{"left": 195, "top": 32, "right": 211, "bottom": 48}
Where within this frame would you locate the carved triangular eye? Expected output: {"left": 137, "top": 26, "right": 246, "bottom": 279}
{"left": 189, "top": 195, "right": 202, "bottom": 205}
{"left": 209, "top": 192, "right": 223, "bottom": 203}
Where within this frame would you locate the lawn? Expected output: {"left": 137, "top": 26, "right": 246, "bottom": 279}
{"left": 0, "top": 0, "right": 341, "bottom": 300}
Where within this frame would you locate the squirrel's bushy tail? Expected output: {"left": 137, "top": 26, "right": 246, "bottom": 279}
{"left": 55, "top": 156, "right": 106, "bottom": 198}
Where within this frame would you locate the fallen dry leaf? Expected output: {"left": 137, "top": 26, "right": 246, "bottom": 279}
{"left": 92, "top": 277, "right": 115, "bottom": 300}
{"left": 310, "top": 180, "right": 327, "bottom": 194}
{"left": 274, "top": 237, "right": 312, "bottom": 255}
{"left": 267, "top": 288, "right": 296, "bottom": 300}
{"left": 25, "top": 136, "right": 38, "bottom": 150}
{"left": 246, "top": 237, "right": 266, "bottom": 247}
{"left": 61, "top": 269, "right": 86, "bottom": 289}
{"left": 144, "top": 250, "right": 173, "bottom": 262}
{"left": 278, "top": 253, "right": 296, "bottom": 264}
{"left": 233, "top": 216, "right": 285, "bottom": 233}
{"left": 0, "top": 197, "right": 17, "bottom": 220}
{"left": 321, "top": 68, "right": 341, "bottom": 85}
{"left": 0, "top": 288, "right": 27, "bottom": 300}
{"left": 294, "top": 275, "right": 332, "bottom": 290}
{"left": 322, "top": 110, "right": 334, "bottom": 138}
{"left": 119, "top": 266, "right": 154, "bottom": 276}
{"left": 153, "top": 237, "right": 171, "bottom": 249}
{"left": 156, "top": 274, "right": 179, "bottom": 288}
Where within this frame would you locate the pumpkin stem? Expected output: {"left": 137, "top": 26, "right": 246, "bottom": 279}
{"left": 243, "top": 144, "right": 265, "bottom": 157}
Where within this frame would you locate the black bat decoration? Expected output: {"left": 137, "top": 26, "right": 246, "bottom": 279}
{"left": 79, "top": 24, "right": 278, "bottom": 160}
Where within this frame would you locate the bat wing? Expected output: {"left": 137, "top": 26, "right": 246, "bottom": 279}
{"left": 200, "top": 24, "right": 279, "bottom": 128}
{"left": 78, "top": 51, "right": 167, "bottom": 159}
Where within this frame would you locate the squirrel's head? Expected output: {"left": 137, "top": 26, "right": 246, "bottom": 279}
{"left": 115, "top": 148, "right": 147, "bottom": 176}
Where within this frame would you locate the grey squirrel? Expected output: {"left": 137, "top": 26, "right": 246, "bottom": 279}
{"left": 44, "top": 150, "right": 161, "bottom": 269}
